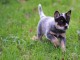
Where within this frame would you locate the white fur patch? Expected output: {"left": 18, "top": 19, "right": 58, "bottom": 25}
{"left": 66, "top": 23, "right": 69, "bottom": 29}
{"left": 62, "top": 13, "right": 66, "bottom": 18}
{"left": 55, "top": 23, "right": 64, "bottom": 30}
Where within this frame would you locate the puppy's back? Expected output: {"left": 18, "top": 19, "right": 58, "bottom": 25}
{"left": 38, "top": 17, "right": 55, "bottom": 34}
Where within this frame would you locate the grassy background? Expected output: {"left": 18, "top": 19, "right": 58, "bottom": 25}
{"left": 0, "top": 0, "right": 80, "bottom": 60}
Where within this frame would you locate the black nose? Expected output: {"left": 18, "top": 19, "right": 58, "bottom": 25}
{"left": 65, "top": 26, "right": 67, "bottom": 29}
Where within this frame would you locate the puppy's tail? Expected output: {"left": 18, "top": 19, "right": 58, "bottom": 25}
{"left": 38, "top": 4, "right": 45, "bottom": 18}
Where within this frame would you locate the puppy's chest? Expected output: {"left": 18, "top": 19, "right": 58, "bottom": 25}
{"left": 51, "top": 29, "right": 65, "bottom": 34}
{"left": 50, "top": 28, "right": 65, "bottom": 37}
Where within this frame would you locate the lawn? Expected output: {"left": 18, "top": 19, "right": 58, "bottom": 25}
{"left": 0, "top": 0, "right": 80, "bottom": 60}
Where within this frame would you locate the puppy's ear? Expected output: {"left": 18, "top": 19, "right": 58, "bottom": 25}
{"left": 66, "top": 10, "right": 71, "bottom": 17}
{"left": 54, "top": 11, "right": 60, "bottom": 18}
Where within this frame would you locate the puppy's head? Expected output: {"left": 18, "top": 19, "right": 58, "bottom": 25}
{"left": 54, "top": 10, "right": 71, "bottom": 30}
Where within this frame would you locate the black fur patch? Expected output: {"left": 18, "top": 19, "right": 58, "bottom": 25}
{"left": 55, "top": 16, "right": 69, "bottom": 26}
{"left": 51, "top": 26, "right": 65, "bottom": 34}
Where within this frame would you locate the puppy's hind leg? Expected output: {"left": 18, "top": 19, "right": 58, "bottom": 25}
{"left": 37, "top": 24, "right": 43, "bottom": 40}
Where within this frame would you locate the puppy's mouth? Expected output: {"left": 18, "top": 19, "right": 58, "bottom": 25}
{"left": 64, "top": 26, "right": 68, "bottom": 30}
{"left": 55, "top": 23, "right": 68, "bottom": 30}
{"left": 59, "top": 25, "right": 68, "bottom": 30}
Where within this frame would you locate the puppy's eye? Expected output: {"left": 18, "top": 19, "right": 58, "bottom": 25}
{"left": 61, "top": 20, "right": 63, "bottom": 22}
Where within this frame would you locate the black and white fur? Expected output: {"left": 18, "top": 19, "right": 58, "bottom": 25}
{"left": 37, "top": 4, "right": 71, "bottom": 52}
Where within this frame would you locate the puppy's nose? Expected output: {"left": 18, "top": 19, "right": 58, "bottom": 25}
{"left": 65, "top": 26, "right": 67, "bottom": 29}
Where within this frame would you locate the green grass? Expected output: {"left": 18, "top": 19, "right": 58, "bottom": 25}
{"left": 0, "top": 0, "right": 80, "bottom": 60}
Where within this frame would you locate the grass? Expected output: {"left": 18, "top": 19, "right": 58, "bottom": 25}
{"left": 0, "top": 0, "right": 80, "bottom": 60}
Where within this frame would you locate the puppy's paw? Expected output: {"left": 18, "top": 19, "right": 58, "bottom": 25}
{"left": 61, "top": 41, "right": 66, "bottom": 52}
{"left": 32, "top": 36, "right": 38, "bottom": 41}
{"left": 61, "top": 46, "right": 66, "bottom": 53}
{"left": 51, "top": 38, "right": 60, "bottom": 47}
{"left": 54, "top": 40, "right": 59, "bottom": 48}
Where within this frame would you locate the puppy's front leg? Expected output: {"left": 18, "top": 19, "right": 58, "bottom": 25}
{"left": 46, "top": 32, "right": 59, "bottom": 47}
{"left": 51, "top": 36, "right": 60, "bottom": 48}
{"left": 60, "top": 33, "right": 66, "bottom": 52}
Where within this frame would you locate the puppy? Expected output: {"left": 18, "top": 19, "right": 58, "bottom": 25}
{"left": 37, "top": 4, "right": 71, "bottom": 52}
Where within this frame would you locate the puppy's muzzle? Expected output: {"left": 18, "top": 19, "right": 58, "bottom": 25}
{"left": 64, "top": 26, "right": 68, "bottom": 30}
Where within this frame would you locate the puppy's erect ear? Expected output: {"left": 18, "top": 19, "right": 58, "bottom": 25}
{"left": 66, "top": 10, "right": 71, "bottom": 17}
{"left": 54, "top": 11, "right": 60, "bottom": 18}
